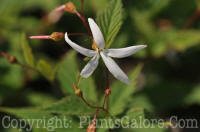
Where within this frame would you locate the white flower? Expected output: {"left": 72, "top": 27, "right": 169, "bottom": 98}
{"left": 65, "top": 18, "right": 147, "bottom": 84}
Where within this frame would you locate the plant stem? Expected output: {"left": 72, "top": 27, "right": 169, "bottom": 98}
{"left": 184, "top": 9, "right": 200, "bottom": 29}
{"left": 75, "top": 11, "right": 92, "bottom": 36}
{"left": 81, "top": 0, "right": 84, "bottom": 16}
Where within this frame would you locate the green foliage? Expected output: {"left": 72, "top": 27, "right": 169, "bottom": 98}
{"left": 21, "top": 33, "right": 35, "bottom": 67}
{"left": 0, "top": 96, "right": 92, "bottom": 132}
{"left": 57, "top": 51, "right": 98, "bottom": 103}
{"left": 110, "top": 65, "right": 143, "bottom": 116}
{"left": 185, "top": 84, "right": 200, "bottom": 104}
{"left": 96, "top": 0, "right": 124, "bottom": 48}
{"left": 0, "top": 0, "right": 200, "bottom": 132}
{"left": 123, "top": 107, "right": 170, "bottom": 132}
{"left": 26, "top": 92, "right": 57, "bottom": 106}
{"left": 169, "top": 30, "right": 200, "bottom": 51}
{"left": 36, "top": 60, "right": 55, "bottom": 81}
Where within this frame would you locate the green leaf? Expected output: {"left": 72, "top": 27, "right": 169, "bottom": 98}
{"left": 26, "top": 92, "right": 57, "bottom": 106}
{"left": 42, "top": 96, "right": 93, "bottom": 115}
{"left": 109, "top": 64, "right": 143, "bottom": 116}
{"left": 96, "top": 0, "right": 124, "bottom": 48}
{"left": 122, "top": 107, "right": 170, "bottom": 132}
{"left": 169, "top": 30, "right": 200, "bottom": 51}
{"left": 0, "top": 96, "right": 93, "bottom": 132}
{"left": 57, "top": 51, "right": 98, "bottom": 102}
{"left": 57, "top": 51, "right": 78, "bottom": 94}
{"left": 36, "top": 59, "right": 55, "bottom": 81}
{"left": 131, "top": 10, "right": 155, "bottom": 41}
{"left": 185, "top": 84, "right": 200, "bottom": 104}
{"left": 21, "top": 33, "right": 35, "bottom": 67}
{"left": 0, "top": 58, "right": 24, "bottom": 90}
{"left": 146, "top": 0, "right": 172, "bottom": 19}
{"left": 0, "top": 96, "right": 93, "bottom": 116}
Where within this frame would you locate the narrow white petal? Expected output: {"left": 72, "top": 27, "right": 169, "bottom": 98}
{"left": 104, "top": 45, "right": 147, "bottom": 58}
{"left": 65, "top": 32, "right": 96, "bottom": 57}
{"left": 88, "top": 18, "right": 105, "bottom": 49}
{"left": 80, "top": 53, "right": 99, "bottom": 78}
{"left": 100, "top": 52, "right": 130, "bottom": 84}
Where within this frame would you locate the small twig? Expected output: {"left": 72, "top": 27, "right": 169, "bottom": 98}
{"left": 74, "top": 11, "right": 92, "bottom": 36}
{"left": 81, "top": 0, "right": 84, "bottom": 16}
{"left": 184, "top": 9, "right": 200, "bottom": 29}
{"left": 81, "top": 96, "right": 101, "bottom": 109}
{"left": 102, "top": 94, "right": 108, "bottom": 108}
{"left": 80, "top": 95, "right": 109, "bottom": 114}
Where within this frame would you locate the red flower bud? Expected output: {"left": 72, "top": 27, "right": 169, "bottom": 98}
{"left": 105, "top": 89, "right": 111, "bottom": 95}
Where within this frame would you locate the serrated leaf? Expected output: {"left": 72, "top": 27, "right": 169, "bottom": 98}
{"left": 0, "top": 96, "right": 93, "bottom": 131}
{"left": 36, "top": 59, "right": 55, "bottom": 81}
{"left": 0, "top": 96, "right": 92, "bottom": 116}
{"left": 21, "top": 33, "right": 35, "bottom": 67}
{"left": 109, "top": 64, "right": 143, "bottom": 116}
{"left": 57, "top": 51, "right": 98, "bottom": 103}
{"left": 42, "top": 96, "right": 93, "bottom": 115}
{"left": 26, "top": 92, "right": 57, "bottom": 106}
{"left": 96, "top": 0, "right": 124, "bottom": 48}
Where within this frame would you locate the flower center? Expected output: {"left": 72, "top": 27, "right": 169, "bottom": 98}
{"left": 92, "top": 40, "right": 99, "bottom": 51}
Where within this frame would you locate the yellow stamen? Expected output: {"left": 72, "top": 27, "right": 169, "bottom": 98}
{"left": 92, "top": 40, "right": 99, "bottom": 51}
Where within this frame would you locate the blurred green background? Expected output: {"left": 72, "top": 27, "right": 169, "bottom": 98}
{"left": 0, "top": 0, "right": 200, "bottom": 132}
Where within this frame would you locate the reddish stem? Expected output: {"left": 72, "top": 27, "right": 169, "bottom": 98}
{"left": 81, "top": 0, "right": 84, "bottom": 16}
{"left": 29, "top": 35, "right": 51, "bottom": 39}
{"left": 184, "top": 9, "right": 200, "bottom": 29}
{"left": 75, "top": 11, "right": 92, "bottom": 36}
{"left": 0, "top": 51, "right": 9, "bottom": 58}
{"left": 94, "top": 108, "right": 99, "bottom": 121}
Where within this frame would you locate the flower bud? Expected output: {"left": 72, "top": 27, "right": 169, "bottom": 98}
{"left": 1, "top": 52, "right": 9, "bottom": 58}
{"left": 75, "top": 88, "right": 82, "bottom": 97}
{"left": 64, "top": 2, "right": 77, "bottom": 14}
{"left": 50, "top": 32, "right": 64, "bottom": 41}
{"left": 105, "top": 89, "right": 111, "bottom": 95}
{"left": 8, "top": 56, "right": 17, "bottom": 64}
{"left": 87, "top": 120, "right": 96, "bottom": 132}
{"left": 47, "top": 5, "right": 65, "bottom": 24}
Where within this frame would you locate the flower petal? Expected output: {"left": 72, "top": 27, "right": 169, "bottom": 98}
{"left": 80, "top": 53, "right": 99, "bottom": 78}
{"left": 88, "top": 18, "right": 105, "bottom": 49}
{"left": 100, "top": 52, "right": 130, "bottom": 84}
{"left": 65, "top": 32, "right": 97, "bottom": 57}
{"left": 104, "top": 45, "right": 147, "bottom": 58}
